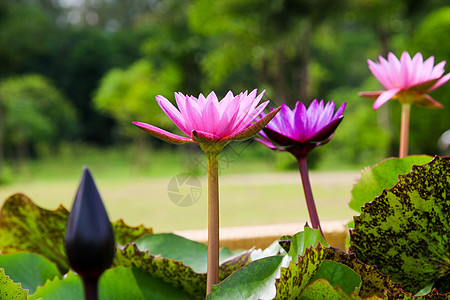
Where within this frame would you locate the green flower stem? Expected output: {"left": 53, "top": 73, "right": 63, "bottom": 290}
{"left": 399, "top": 103, "right": 411, "bottom": 158}
{"left": 297, "top": 157, "right": 323, "bottom": 235}
{"left": 206, "top": 151, "right": 220, "bottom": 295}
{"left": 83, "top": 278, "right": 99, "bottom": 300}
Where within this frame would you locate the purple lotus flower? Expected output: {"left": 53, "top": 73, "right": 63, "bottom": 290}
{"left": 256, "top": 99, "right": 345, "bottom": 233}
{"left": 256, "top": 99, "right": 346, "bottom": 158}
{"left": 359, "top": 52, "right": 450, "bottom": 110}
{"left": 133, "top": 90, "right": 280, "bottom": 150}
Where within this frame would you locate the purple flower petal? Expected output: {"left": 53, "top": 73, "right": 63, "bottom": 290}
{"left": 308, "top": 116, "right": 344, "bottom": 142}
{"left": 254, "top": 137, "right": 277, "bottom": 150}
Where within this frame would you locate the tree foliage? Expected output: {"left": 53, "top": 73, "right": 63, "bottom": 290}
{"left": 0, "top": 74, "right": 77, "bottom": 158}
{"left": 1, "top": 0, "right": 450, "bottom": 163}
{"left": 94, "top": 59, "right": 182, "bottom": 137}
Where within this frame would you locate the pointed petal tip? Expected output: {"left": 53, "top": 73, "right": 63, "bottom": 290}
{"left": 228, "top": 106, "right": 281, "bottom": 142}
{"left": 191, "top": 129, "right": 221, "bottom": 143}
{"left": 133, "top": 121, "right": 193, "bottom": 144}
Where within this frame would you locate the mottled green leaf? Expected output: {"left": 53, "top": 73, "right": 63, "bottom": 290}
{"left": 350, "top": 156, "right": 450, "bottom": 294}
{"left": 135, "top": 233, "right": 252, "bottom": 279}
{"left": 384, "top": 288, "right": 450, "bottom": 299}
{"left": 29, "top": 266, "right": 190, "bottom": 300}
{"left": 300, "top": 279, "right": 375, "bottom": 300}
{"left": 349, "top": 155, "right": 433, "bottom": 213}
{"left": 0, "top": 193, "right": 153, "bottom": 273}
{"left": 112, "top": 219, "right": 153, "bottom": 246}
{"left": 29, "top": 271, "right": 82, "bottom": 300}
{"left": 0, "top": 193, "right": 69, "bottom": 272}
{"left": 135, "top": 233, "right": 208, "bottom": 273}
{"left": 218, "top": 248, "right": 253, "bottom": 280}
{"left": 274, "top": 247, "right": 328, "bottom": 299}
{"left": 301, "top": 281, "right": 449, "bottom": 300}
{"left": 322, "top": 247, "right": 400, "bottom": 298}
{"left": 0, "top": 268, "right": 28, "bottom": 300}
{"left": 285, "top": 227, "right": 329, "bottom": 262}
{"left": 208, "top": 255, "right": 287, "bottom": 300}
{"left": 0, "top": 253, "right": 61, "bottom": 294}
{"left": 114, "top": 243, "right": 206, "bottom": 298}
{"left": 311, "top": 260, "right": 361, "bottom": 294}
{"left": 276, "top": 245, "right": 401, "bottom": 299}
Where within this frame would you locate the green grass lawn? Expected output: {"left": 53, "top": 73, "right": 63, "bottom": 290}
{"left": 0, "top": 143, "right": 362, "bottom": 233}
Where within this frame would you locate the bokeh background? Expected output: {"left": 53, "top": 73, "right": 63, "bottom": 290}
{"left": 0, "top": 0, "right": 449, "bottom": 230}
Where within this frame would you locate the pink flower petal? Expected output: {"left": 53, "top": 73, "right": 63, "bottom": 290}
{"left": 400, "top": 52, "right": 412, "bottom": 87}
{"left": 432, "top": 72, "right": 450, "bottom": 90}
{"left": 202, "top": 96, "right": 220, "bottom": 133}
{"left": 368, "top": 59, "right": 391, "bottom": 89}
{"left": 229, "top": 106, "right": 281, "bottom": 141}
{"left": 133, "top": 122, "right": 193, "bottom": 144}
{"left": 156, "top": 95, "right": 190, "bottom": 136}
{"left": 373, "top": 88, "right": 401, "bottom": 110}
{"left": 191, "top": 129, "right": 221, "bottom": 143}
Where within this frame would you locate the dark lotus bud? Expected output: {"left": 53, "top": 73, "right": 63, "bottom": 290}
{"left": 65, "top": 166, "right": 115, "bottom": 281}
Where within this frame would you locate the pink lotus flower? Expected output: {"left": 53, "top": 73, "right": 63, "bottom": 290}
{"left": 359, "top": 52, "right": 450, "bottom": 110}
{"left": 133, "top": 90, "right": 280, "bottom": 150}
{"left": 133, "top": 89, "right": 281, "bottom": 295}
{"left": 256, "top": 100, "right": 346, "bottom": 158}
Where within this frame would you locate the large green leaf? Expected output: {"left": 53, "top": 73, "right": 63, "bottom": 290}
{"left": 112, "top": 220, "right": 153, "bottom": 246}
{"left": 274, "top": 246, "right": 329, "bottom": 299}
{"left": 115, "top": 236, "right": 253, "bottom": 299}
{"left": 114, "top": 243, "right": 206, "bottom": 298}
{"left": 300, "top": 280, "right": 450, "bottom": 300}
{"left": 300, "top": 279, "right": 374, "bottom": 300}
{"left": 276, "top": 246, "right": 401, "bottom": 299}
{"left": 29, "top": 270, "right": 82, "bottom": 300}
{"left": 322, "top": 247, "right": 400, "bottom": 298}
{"left": 350, "top": 156, "right": 450, "bottom": 294}
{"left": 29, "top": 266, "right": 190, "bottom": 300}
{"left": 310, "top": 260, "right": 361, "bottom": 294}
{"left": 0, "top": 268, "right": 28, "bottom": 299}
{"left": 0, "top": 193, "right": 153, "bottom": 272}
{"left": 135, "top": 233, "right": 208, "bottom": 273}
{"left": 349, "top": 155, "right": 433, "bottom": 213}
{"left": 279, "top": 227, "right": 329, "bottom": 262}
{"left": 0, "top": 252, "right": 61, "bottom": 294}
{"left": 208, "top": 255, "right": 287, "bottom": 299}
{"left": 0, "top": 193, "right": 69, "bottom": 272}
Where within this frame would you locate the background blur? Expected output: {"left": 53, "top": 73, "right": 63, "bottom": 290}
{"left": 0, "top": 0, "right": 449, "bottom": 229}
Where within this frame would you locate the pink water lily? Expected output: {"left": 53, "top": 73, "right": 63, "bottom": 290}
{"left": 133, "top": 90, "right": 280, "bottom": 149}
{"left": 133, "top": 89, "right": 280, "bottom": 295}
{"left": 359, "top": 52, "right": 450, "bottom": 110}
{"left": 359, "top": 51, "right": 450, "bottom": 158}
{"left": 257, "top": 100, "right": 346, "bottom": 158}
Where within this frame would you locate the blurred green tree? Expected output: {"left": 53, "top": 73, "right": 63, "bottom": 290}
{"left": 0, "top": 1, "right": 54, "bottom": 77}
{"left": 94, "top": 59, "right": 181, "bottom": 136}
{"left": 188, "top": 0, "right": 347, "bottom": 103}
{"left": 0, "top": 74, "right": 78, "bottom": 173}
{"left": 407, "top": 6, "right": 450, "bottom": 155}
{"left": 94, "top": 59, "right": 182, "bottom": 167}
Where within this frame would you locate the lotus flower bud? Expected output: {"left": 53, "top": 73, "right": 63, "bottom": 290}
{"left": 65, "top": 166, "right": 115, "bottom": 281}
